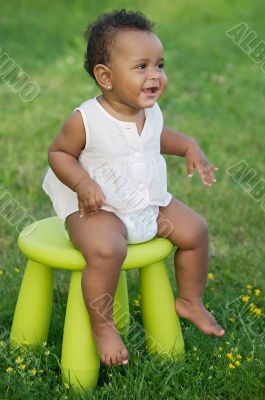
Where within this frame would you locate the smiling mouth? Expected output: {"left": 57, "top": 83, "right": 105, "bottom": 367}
{"left": 142, "top": 87, "right": 158, "bottom": 94}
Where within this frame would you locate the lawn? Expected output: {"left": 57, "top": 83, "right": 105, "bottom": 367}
{"left": 0, "top": 0, "right": 265, "bottom": 399}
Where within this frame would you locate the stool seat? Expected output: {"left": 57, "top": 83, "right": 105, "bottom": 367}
{"left": 11, "top": 217, "right": 184, "bottom": 392}
{"left": 19, "top": 217, "right": 174, "bottom": 270}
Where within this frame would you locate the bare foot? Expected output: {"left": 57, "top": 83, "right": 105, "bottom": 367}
{"left": 175, "top": 297, "right": 225, "bottom": 337}
{"left": 91, "top": 322, "right": 129, "bottom": 366}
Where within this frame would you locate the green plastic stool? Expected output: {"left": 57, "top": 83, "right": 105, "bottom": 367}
{"left": 10, "top": 216, "right": 184, "bottom": 391}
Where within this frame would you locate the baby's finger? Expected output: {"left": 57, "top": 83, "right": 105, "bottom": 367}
{"left": 196, "top": 163, "right": 208, "bottom": 185}
{"left": 78, "top": 200, "right": 85, "bottom": 218}
{"left": 87, "top": 195, "right": 98, "bottom": 213}
{"left": 95, "top": 191, "right": 105, "bottom": 208}
{"left": 206, "top": 164, "right": 218, "bottom": 184}
{"left": 186, "top": 158, "right": 195, "bottom": 178}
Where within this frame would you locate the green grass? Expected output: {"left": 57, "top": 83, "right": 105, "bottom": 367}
{"left": 0, "top": 0, "right": 265, "bottom": 398}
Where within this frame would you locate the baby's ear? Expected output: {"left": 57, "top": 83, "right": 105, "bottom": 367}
{"left": 93, "top": 64, "right": 112, "bottom": 90}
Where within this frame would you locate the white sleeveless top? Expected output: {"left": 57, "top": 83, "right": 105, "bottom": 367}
{"left": 42, "top": 97, "right": 172, "bottom": 221}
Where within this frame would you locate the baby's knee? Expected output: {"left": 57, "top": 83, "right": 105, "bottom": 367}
{"left": 84, "top": 239, "right": 128, "bottom": 264}
{"left": 192, "top": 215, "right": 208, "bottom": 244}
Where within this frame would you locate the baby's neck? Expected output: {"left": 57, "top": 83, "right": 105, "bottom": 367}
{"left": 98, "top": 95, "right": 144, "bottom": 123}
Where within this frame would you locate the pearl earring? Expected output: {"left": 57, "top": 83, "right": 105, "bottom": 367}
{"left": 107, "top": 85, "right": 111, "bottom": 89}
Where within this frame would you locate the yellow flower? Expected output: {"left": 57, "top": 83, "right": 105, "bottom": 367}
{"left": 18, "top": 364, "right": 26, "bottom": 370}
{"left": 235, "top": 361, "right": 241, "bottom": 366}
{"left": 229, "top": 363, "right": 236, "bottom": 369}
{"left": 254, "top": 289, "right": 261, "bottom": 296}
{"left": 133, "top": 299, "right": 140, "bottom": 307}
{"left": 249, "top": 303, "right": 255, "bottom": 312}
{"left": 15, "top": 356, "right": 24, "bottom": 364}
{"left": 254, "top": 308, "right": 262, "bottom": 316}
{"left": 226, "top": 353, "right": 234, "bottom": 361}
{"left": 242, "top": 295, "right": 250, "bottom": 303}
{"left": 6, "top": 367, "right": 14, "bottom": 373}
{"left": 236, "top": 354, "right": 242, "bottom": 359}
{"left": 207, "top": 273, "right": 215, "bottom": 280}
{"left": 14, "top": 268, "right": 20, "bottom": 273}
{"left": 30, "top": 368, "right": 37, "bottom": 376}
{"left": 246, "top": 284, "right": 252, "bottom": 289}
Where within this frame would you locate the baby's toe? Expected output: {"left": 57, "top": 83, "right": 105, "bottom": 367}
{"left": 121, "top": 349, "right": 129, "bottom": 363}
{"left": 104, "top": 354, "right": 112, "bottom": 367}
{"left": 116, "top": 351, "right": 123, "bottom": 364}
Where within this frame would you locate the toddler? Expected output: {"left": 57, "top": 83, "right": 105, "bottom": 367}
{"left": 43, "top": 9, "right": 225, "bottom": 367}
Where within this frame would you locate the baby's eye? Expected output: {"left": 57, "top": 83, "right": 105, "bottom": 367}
{"left": 156, "top": 62, "right": 164, "bottom": 70}
{"left": 137, "top": 64, "right": 146, "bottom": 70}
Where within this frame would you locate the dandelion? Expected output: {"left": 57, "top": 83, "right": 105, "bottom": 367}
{"left": 133, "top": 299, "right": 140, "bottom": 307}
{"left": 254, "top": 308, "right": 262, "bottom": 316}
{"left": 30, "top": 368, "right": 37, "bottom": 376}
{"left": 15, "top": 356, "right": 24, "bottom": 364}
{"left": 229, "top": 363, "right": 236, "bottom": 369}
{"left": 207, "top": 272, "right": 215, "bottom": 280}
{"left": 242, "top": 295, "right": 250, "bottom": 303}
{"left": 227, "top": 353, "right": 234, "bottom": 361}
{"left": 6, "top": 367, "right": 14, "bottom": 373}
{"left": 236, "top": 354, "right": 242, "bottom": 359}
{"left": 235, "top": 361, "right": 241, "bottom": 366}
{"left": 18, "top": 364, "right": 26, "bottom": 370}
{"left": 249, "top": 303, "right": 256, "bottom": 313}
{"left": 254, "top": 289, "right": 261, "bottom": 296}
{"left": 14, "top": 267, "right": 20, "bottom": 273}
{"left": 246, "top": 284, "right": 252, "bottom": 289}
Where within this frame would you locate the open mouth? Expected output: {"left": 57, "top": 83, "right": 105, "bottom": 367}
{"left": 142, "top": 87, "right": 158, "bottom": 95}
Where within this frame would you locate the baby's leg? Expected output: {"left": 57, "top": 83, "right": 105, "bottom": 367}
{"left": 156, "top": 197, "right": 225, "bottom": 337}
{"left": 66, "top": 210, "right": 129, "bottom": 366}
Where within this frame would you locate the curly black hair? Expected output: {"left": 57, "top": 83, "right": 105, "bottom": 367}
{"left": 84, "top": 9, "right": 155, "bottom": 82}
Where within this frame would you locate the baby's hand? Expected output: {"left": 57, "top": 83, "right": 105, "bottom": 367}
{"left": 74, "top": 177, "right": 106, "bottom": 217}
{"left": 185, "top": 141, "right": 217, "bottom": 186}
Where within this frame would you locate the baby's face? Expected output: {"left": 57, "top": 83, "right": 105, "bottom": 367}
{"left": 107, "top": 30, "right": 167, "bottom": 111}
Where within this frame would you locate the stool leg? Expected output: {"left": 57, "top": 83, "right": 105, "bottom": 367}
{"left": 113, "top": 271, "right": 130, "bottom": 336}
{"left": 61, "top": 271, "right": 100, "bottom": 392}
{"left": 10, "top": 259, "right": 54, "bottom": 346}
{"left": 139, "top": 261, "right": 184, "bottom": 357}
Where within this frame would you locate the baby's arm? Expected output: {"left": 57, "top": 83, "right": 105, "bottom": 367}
{"left": 160, "top": 126, "right": 217, "bottom": 186}
{"left": 48, "top": 111, "right": 105, "bottom": 216}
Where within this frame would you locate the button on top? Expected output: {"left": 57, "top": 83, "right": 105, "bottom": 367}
{"left": 134, "top": 152, "right": 143, "bottom": 159}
